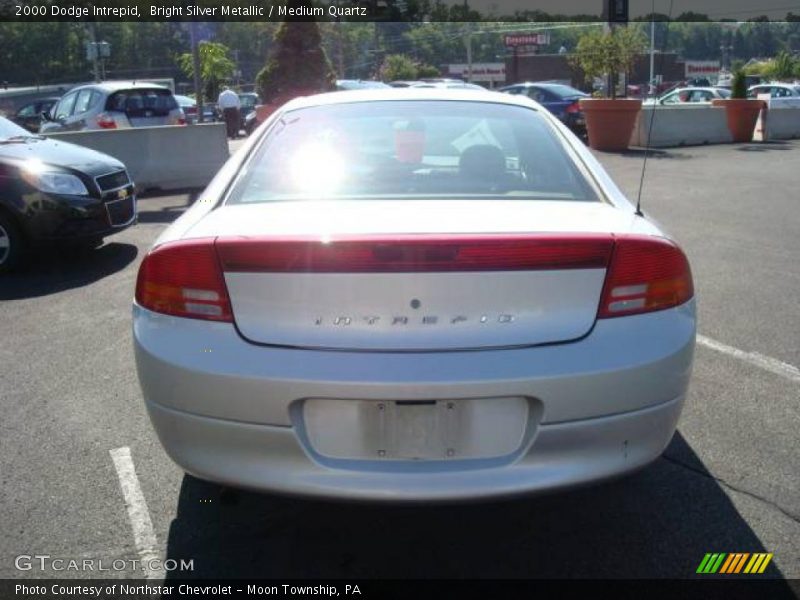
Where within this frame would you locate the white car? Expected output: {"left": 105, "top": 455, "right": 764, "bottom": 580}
{"left": 410, "top": 81, "right": 487, "bottom": 90}
{"left": 133, "top": 90, "right": 696, "bottom": 501}
{"left": 748, "top": 83, "right": 800, "bottom": 108}
{"left": 644, "top": 87, "right": 731, "bottom": 105}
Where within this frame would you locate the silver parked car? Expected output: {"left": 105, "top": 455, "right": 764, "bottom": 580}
{"left": 40, "top": 81, "right": 185, "bottom": 133}
{"left": 133, "top": 90, "right": 696, "bottom": 501}
{"left": 644, "top": 86, "right": 731, "bottom": 105}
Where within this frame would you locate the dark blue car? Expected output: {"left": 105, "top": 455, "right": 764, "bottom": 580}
{"left": 499, "top": 82, "right": 589, "bottom": 135}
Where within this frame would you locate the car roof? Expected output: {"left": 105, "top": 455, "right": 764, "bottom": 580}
{"left": 509, "top": 82, "right": 574, "bottom": 88}
{"left": 281, "top": 88, "right": 536, "bottom": 112}
{"left": 749, "top": 82, "right": 796, "bottom": 89}
{"left": 669, "top": 87, "right": 719, "bottom": 92}
{"left": 68, "top": 81, "right": 171, "bottom": 93}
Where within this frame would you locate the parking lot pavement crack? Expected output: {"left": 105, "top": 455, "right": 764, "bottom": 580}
{"left": 661, "top": 454, "right": 800, "bottom": 524}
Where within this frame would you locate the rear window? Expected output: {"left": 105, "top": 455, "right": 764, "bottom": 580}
{"left": 106, "top": 89, "right": 178, "bottom": 116}
{"left": 227, "top": 101, "right": 599, "bottom": 204}
{"left": 239, "top": 94, "right": 258, "bottom": 108}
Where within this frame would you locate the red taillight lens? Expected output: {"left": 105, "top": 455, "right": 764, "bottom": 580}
{"left": 96, "top": 113, "right": 117, "bottom": 129}
{"left": 215, "top": 234, "right": 615, "bottom": 273}
{"left": 598, "top": 235, "right": 693, "bottom": 318}
{"left": 565, "top": 101, "right": 581, "bottom": 114}
{"left": 135, "top": 239, "right": 232, "bottom": 322}
{"left": 176, "top": 117, "right": 187, "bottom": 126}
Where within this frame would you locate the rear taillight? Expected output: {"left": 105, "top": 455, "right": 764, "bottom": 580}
{"left": 176, "top": 117, "right": 187, "bottom": 126}
{"left": 565, "top": 101, "right": 581, "bottom": 114}
{"left": 135, "top": 239, "right": 232, "bottom": 322}
{"left": 598, "top": 235, "right": 693, "bottom": 318}
{"left": 215, "top": 234, "right": 615, "bottom": 273}
{"left": 96, "top": 113, "right": 117, "bottom": 129}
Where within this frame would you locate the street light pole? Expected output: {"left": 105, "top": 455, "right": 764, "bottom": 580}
{"left": 87, "top": 24, "right": 101, "bottom": 82}
{"left": 465, "top": 27, "right": 473, "bottom": 83}
{"left": 189, "top": 22, "right": 204, "bottom": 123}
{"left": 649, "top": 18, "right": 655, "bottom": 96}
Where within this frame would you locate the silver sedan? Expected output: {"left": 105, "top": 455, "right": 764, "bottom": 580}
{"left": 133, "top": 89, "right": 695, "bottom": 501}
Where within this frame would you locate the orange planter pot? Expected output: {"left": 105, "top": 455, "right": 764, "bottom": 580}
{"left": 711, "top": 98, "right": 765, "bottom": 143}
{"left": 579, "top": 98, "right": 642, "bottom": 152}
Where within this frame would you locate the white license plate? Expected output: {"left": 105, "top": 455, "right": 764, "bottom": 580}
{"left": 391, "top": 402, "right": 442, "bottom": 459}
{"left": 303, "top": 397, "right": 530, "bottom": 461}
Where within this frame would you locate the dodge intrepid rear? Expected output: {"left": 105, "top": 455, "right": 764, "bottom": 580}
{"left": 133, "top": 90, "right": 695, "bottom": 501}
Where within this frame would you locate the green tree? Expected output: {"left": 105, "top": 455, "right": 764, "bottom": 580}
{"left": 766, "top": 51, "right": 797, "bottom": 79}
{"left": 256, "top": 21, "right": 335, "bottom": 104}
{"left": 416, "top": 63, "right": 441, "bottom": 78}
{"left": 178, "top": 41, "right": 235, "bottom": 100}
{"left": 571, "top": 27, "right": 647, "bottom": 99}
{"left": 731, "top": 69, "right": 747, "bottom": 99}
{"left": 379, "top": 54, "right": 419, "bottom": 81}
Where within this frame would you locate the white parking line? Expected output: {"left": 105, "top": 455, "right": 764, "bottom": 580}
{"left": 110, "top": 446, "right": 163, "bottom": 581}
{"left": 697, "top": 335, "right": 800, "bottom": 383}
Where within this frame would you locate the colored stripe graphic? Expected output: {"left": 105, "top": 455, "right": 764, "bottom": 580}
{"left": 745, "top": 553, "right": 774, "bottom": 574}
{"left": 734, "top": 553, "right": 750, "bottom": 573}
{"left": 697, "top": 553, "right": 727, "bottom": 573}
{"left": 719, "top": 554, "right": 736, "bottom": 574}
{"left": 697, "top": 554, "right": 713, "bottom": 574}
{"left": 710, "top": 553, "right": 726, "bottom": 573}
{"left": 700, "top": 553, "right": 773, "bottom": 575}
{"left": 758, "top": 554, "right": 774, "bottom": 573}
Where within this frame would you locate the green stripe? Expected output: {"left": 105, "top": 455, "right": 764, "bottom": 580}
{"left": 697, "top": 554, "right": 713, "bottom": 573}
{"left": 710, "top": 553, "right": 727, "bottom": 573}
{"left": 702, "top": 553, "right": 719, "bottom": 573}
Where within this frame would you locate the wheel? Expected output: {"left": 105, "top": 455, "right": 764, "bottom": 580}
{"left": 0, "top": 212, "right": 24, "bottom": 274}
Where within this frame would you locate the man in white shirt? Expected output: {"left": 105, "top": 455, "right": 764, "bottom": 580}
{"left": 217, "top": 86, "right": 242, "bottom": 138}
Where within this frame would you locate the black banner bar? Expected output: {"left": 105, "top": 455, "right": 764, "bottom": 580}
{"left": 2, "top": 579, "right": 800, "bottom": 600}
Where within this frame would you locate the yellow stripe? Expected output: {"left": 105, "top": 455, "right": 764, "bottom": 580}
{"left": 758, "top": 553, "right": 774, "bottom": 574}
{"left": 734, "top": 553, "right": 750, "bottom": 573}
{"left": 720, "top": 554, "right": 736, "bottom": 574}
{"left": 750, "top": 554, "right": 765, "bottom": 573}
{"left": 744, "top": 554, "right": 759, "bottom": 573}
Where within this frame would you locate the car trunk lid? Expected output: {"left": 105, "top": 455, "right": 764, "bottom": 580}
{"left": 185, "top": 200, "right": 643, "bottom": 351}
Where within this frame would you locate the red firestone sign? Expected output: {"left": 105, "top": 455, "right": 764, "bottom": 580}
{"left": 504, "top": 33, "right": 551, "bottom": 47}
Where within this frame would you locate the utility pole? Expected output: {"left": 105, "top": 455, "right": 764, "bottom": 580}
{"left": 86, "top": 24, "right": 100, "bottom": 82}
{"left": 189, "top": 22, "right": 204, "bottom": 123}
{"left": 336, "top": 19, "right": 345, "bottom": 77}
{"left": 465, "top": 26, "right": 473, "bottom": 83}
{"left": 649, "top": 18, "right": 655, "bottom": 96}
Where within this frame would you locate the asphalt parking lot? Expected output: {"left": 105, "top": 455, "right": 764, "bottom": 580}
{"left": 1, "top": 140, "right": 798, "bottom": 583}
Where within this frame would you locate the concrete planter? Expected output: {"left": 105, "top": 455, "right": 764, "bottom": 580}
{"left": 580, "top": 98, "right": 642, "bottom": 152}
{"left": 711, "top": 98, "right": 765, "bottom": 143}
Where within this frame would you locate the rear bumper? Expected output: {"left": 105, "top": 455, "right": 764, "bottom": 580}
{"left": 145, "top": 393, "right": 684, "bottom": 501}
{"left": 134, "top": 299, "right": 695, "bottom": 500}
{"left": 565, "top": 113, "right": 586, "bottom": 133}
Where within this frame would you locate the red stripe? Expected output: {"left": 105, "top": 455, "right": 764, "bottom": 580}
{"left": 215, "top": 234, "right": 615, "bottom": 273}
